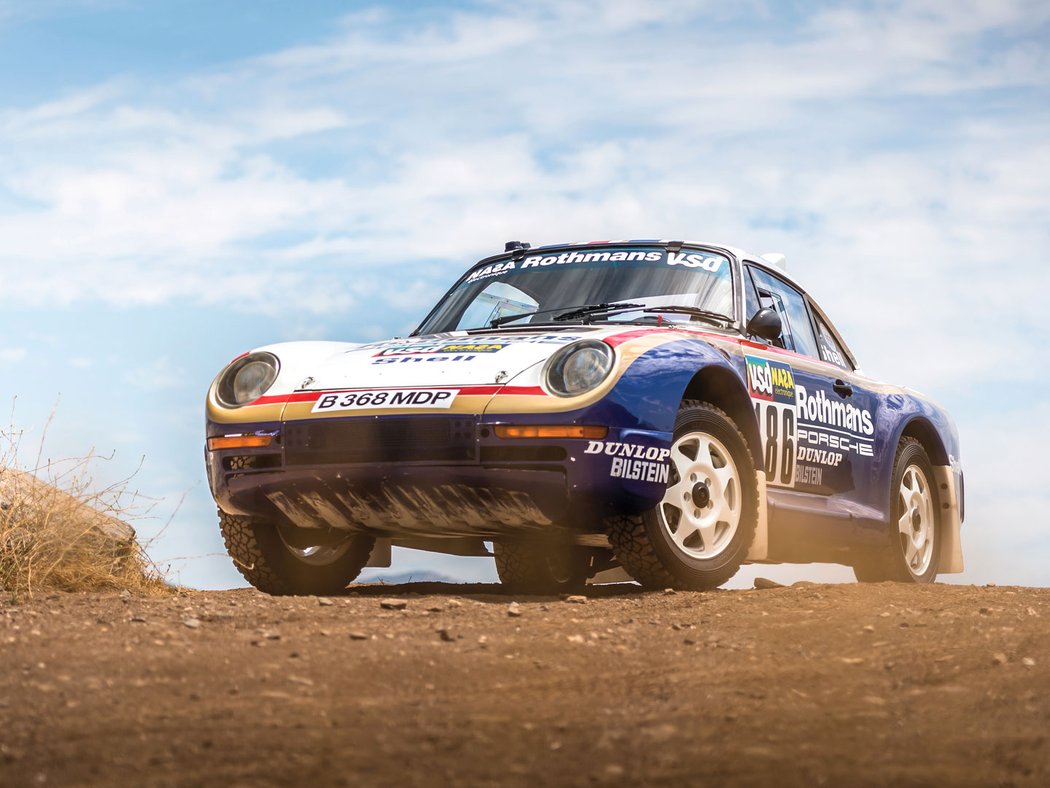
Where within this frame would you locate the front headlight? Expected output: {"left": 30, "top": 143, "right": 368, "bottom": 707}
{"left": 216, "top": 352, "right": 280, "bottom": 407}
{"left": 544, "top": 340, "right": 614, "bottom": 397}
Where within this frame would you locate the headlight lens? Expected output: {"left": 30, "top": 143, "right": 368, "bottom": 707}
{"left": 216, "top": 352, "right": 280, "bottom": 407}
{"left": 544, "top": 340, "right": 614, "bottom": 397}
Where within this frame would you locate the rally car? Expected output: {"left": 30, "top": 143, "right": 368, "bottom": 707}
{"left": 205, "top": 240, "right": 964, "bottom": 594}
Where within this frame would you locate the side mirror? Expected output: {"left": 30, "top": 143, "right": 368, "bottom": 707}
{"left": 746, "top": 307, "right": 782, "bottom": 341}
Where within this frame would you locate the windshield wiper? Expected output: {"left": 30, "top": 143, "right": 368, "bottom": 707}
{"left": 553, "top": 302, "right": 645, "bottom": 322}
{"left": 489, "top": 302, "right": 643, "bottom": 328}
{"left": 593, "top": 304, "right": 732, "bottom": 327}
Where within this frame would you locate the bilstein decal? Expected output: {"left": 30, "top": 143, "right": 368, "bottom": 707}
{"left": 584, "top": 441, "right": 671, "bottom": 484}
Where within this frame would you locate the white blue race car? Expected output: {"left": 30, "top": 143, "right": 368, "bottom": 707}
{"left": 205, "top": 240, "right": 964, "bottom": 594}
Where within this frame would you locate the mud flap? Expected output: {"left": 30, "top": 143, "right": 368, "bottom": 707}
{"left": 746, "top": 471, "right": 769, "bottom": 561}
{"left": 588, "top": 567, "right": 633, "bottom": 584}
{"left": 933, "top": 465, "right": 964, "bottom": 573}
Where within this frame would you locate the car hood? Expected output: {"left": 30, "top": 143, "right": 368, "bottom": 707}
{"left": 259, "top": 329, "right": 607, "bottom": 395}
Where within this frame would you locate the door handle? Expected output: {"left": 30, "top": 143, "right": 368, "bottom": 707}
{"left": 833, "top": 379, "right": 853, "bottom": 398}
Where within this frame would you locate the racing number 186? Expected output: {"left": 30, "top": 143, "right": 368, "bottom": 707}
{"left": 754, "top": 402, "right": 795, "bottom": 486}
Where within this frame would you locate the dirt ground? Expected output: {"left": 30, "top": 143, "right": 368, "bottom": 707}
{"left": 0, "top": 581, "right": 1047, "bottom": 787}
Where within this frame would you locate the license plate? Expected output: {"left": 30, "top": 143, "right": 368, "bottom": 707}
{"left": 311, "top": 388, "right": 459, "bottom": 413}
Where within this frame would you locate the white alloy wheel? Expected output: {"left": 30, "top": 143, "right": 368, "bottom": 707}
{"left": 898, "top": 464, "right": 935, "bottom": 576}
{"left": 658, "top": 431, "right": 742, "bottom": 560}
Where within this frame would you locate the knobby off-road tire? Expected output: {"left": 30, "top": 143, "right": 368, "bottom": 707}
{"left": 608, "top": 400, "right": 759, "bottom": 591}
{"left": 218, "top": 510, "right": 374, "bottom": 595}
{"left": 494, "top": 540, "right": 590, "bottom": 594}
{"left": 853, "top": 438, "right": 940, "bottom": 583}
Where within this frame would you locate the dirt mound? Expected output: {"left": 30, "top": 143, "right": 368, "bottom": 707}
{"left": 0, "top": 467, "right": 162, "bottom": 595}
{"left": 1, "top": 581, "right": 1047, "bottom": 786}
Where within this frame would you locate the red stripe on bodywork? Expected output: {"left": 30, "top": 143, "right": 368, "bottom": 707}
{"left": 603, "top": 328, "right": 670, "bottom": 348}
{"left": 603, "top": 327, "right": 733, "bottom": 348}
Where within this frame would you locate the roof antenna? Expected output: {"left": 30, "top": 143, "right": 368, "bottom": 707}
{"left": 504, "top": 241, "right": 531, "bottom": 252}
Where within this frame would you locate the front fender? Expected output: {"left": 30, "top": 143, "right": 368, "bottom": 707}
{"left": 577, "top": 336, "right": 742, "bottom": 433}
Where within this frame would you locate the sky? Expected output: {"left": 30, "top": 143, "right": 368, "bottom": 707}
{"left": 0, "top": 0, "right": 1047, "bottom": 589}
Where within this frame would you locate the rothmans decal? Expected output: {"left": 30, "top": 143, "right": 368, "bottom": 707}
{"left": 464, "top": 250, "right": 726, "bottom": 282}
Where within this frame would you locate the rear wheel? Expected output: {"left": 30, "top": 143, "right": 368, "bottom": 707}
{"left": 218, "top": 510, "right": 374, "bottom": 595}
{"left": 494, "top": 539, "right": 591, "bottom": 594}
{"left": 608, "top": 401, "right": 759, "bottom": 590}
{"left": 852, "top": 438, "right": 940, "bottom": 583}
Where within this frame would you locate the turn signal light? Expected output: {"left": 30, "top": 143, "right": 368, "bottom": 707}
{"left": 493, "top": 425, "right": 608, "bottom": 440}
{"left": 207, "top": 434, "right": 274, "bottom": 450}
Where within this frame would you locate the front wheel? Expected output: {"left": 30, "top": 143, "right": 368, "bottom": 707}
{"left": 852, "top": 438, "right": 940, "bottom": 583}
{"left": 218, "top": 510, "right": 374, "bottom": 595}
{"left": 608, "top": 400, "right": 759, "bottom": 590}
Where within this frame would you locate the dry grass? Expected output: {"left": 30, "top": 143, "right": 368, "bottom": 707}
{"left": 0, "top": 419, "right": 170, "bottom": 597}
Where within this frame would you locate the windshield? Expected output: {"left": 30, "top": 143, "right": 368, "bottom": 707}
{"left": 416, "top": 246, "right": 735, "bottom": 334}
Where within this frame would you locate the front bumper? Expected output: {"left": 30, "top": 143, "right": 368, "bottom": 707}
{"left": 205, "top": 414, "right": 672, "bottom": 538}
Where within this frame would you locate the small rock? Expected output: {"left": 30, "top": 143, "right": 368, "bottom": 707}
{"left": 317, "top": 598, "right": 334, "bottom": 607}
{"left": 683, "top": 637, "right": 697, "bottom": 645}
{"left": 130, "top": 616, "right": 146, "bottom": 624}
{"left": 183, "top": 618, "right": 202, "bottom": 630}
{"left": 567, "top": 634, "right": 585, "bottom": 644}
{"left": 604, "top": 764, "right": 625, "bottom": 778}
{"left": 427, "top": 605, "right": 443, "bottom": 613}
{"left": 119, "top": 590, "right": 132, "bottom": 602}
{"left": 447, "top": 600, "right": 463, "bottom": 607}
{"left": 663, "top": 588, "right": 677, "bottom": 595}
{"left": 1022, "top": 657, "right": 1036, "bottom": 667}
{"left": 565, "top": 595, "right": 587, "bottom": 605}
{"left": 863, "top": 696, "right": 887, "bottom": 706}
{"left": 862, "top": 625, "right": 875, "bottom": 633}
{"left": 437, "top": 628, "right": 455, "bottom": 642}
{"left": 979, "top": 607, "right": 991, "bottom": 616}
{"left": 507, "top": 602, "right": 523, "bottom": 618}
{"left": 840, "top": 657, "right": 865, "bottom": 666}
{"left": 348, "top": 632, "right": 369, "bottom": 641}
{"left": 288, "top": 675, "right": 314, "bottom": 687}
{"left": 753, "top": 577, "right": 784, "bottom": 590}
{"left": 992, "top": 653, "right": 1008, "bottom": 666}
{"left": 380, "top": 598, "right": 408, "bottom": 611}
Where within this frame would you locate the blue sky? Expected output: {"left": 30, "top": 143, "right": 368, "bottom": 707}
{"left": 1, "top": 0, "right": 1047, "bottom": 588}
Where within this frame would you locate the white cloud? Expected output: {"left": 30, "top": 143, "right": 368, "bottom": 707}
{"left": 0, "top": 348, "right": 26, "bottom": 363}
{"left": 123, "top": 356, "right": 185, "bottom": 392}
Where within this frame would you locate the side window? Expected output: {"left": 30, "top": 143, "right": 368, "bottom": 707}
{"left": 748, "top": 268, "right": 820, "bottom": 359}
{"left": 456, "top": 282, "right": 537, "bottom": 330}
{"left": 814, "top": 313, "right": 850, "bottom": 369}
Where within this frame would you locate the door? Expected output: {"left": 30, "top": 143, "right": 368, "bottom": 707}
{"left": 744, "top": 266, "right": 879, "bottom": 500}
